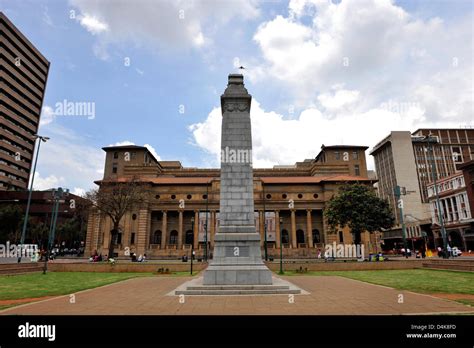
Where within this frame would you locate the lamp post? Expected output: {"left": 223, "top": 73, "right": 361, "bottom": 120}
{"left": 18, "top": 134, "right": 49, "bottom": 263}
{"left": 394, "top": 185, "right": 409, "bottom": 258}
{"left": 191, "top": 217, "right": 195, "bottom": 275}
{"left": 43, "top": 187, "right": 69, "bottom": 274}
{"left": 279, "top": 217, "right": 284, "bottom": 275}
{"left": 424, "top": 134, "right": 448, "bottom": 258}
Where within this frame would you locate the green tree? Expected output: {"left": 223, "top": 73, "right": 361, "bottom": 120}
{"left": 0, "top": 204, "right": 22, "bottom": 242}
{"left": 324, "top": 183, "right": 394, "bottom": 244}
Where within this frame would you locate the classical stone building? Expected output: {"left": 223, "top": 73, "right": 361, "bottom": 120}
{"left": 86, "top": 144, "right": 378, "bottom": 259}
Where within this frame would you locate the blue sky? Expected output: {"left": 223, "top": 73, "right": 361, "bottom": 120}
{"left": 1, "top": 0, "right": 472, "bottom": 194}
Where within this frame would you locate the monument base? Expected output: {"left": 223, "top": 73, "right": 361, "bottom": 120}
{"left": 203, "top": 232, "right": 273, "bottom": 285}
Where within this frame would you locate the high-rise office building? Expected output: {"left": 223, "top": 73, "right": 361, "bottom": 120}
{"left": 370, "top": 129, "right": 474, "bottom": 251}
{"left": 0, "top": 12, "right": 50, "bottom": 191}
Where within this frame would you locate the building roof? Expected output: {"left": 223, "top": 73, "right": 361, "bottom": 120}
{"left": 96, "top": 177, "right": 216, "bottom": 185}
{"left": 101, "top": 145, "right": 160, "bottom": 163}
{"left": 96, "top": 175, "right": 373, "bottom": 185}
{"left": 412, "top": 128, "right": 474, "bottom": 135}
{"left": 102, "top": 145, "right": 148, "bottom": 151}
{"left": 316, "top": 144, "right": 369, "bottom": 161}
{"left": 260, "top": 175, "right": 374, "bottom": 184}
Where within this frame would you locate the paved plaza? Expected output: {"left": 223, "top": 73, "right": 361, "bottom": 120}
{"left": 1, "top": 275, "right": 473, "bottom": 315}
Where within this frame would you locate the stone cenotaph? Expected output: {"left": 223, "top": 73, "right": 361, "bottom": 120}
{"left": 203, "top": 74, "right": 273, "bottom": 285}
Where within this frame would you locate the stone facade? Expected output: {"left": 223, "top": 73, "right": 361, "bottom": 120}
{"left": 86, "top": 143, "right": 377, "bottom": 259}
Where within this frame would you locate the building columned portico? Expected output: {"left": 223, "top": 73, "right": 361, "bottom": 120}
{"left": 86, "top": 144, "right": 378, "bottom": 259}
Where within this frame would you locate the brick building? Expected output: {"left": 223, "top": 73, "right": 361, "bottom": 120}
{"left": 86, "top": 144, "right": 378, "bottom": 259}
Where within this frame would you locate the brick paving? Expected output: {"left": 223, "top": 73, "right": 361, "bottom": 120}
{"left": 1, "top": 276, "right": 473, "bottom": 315}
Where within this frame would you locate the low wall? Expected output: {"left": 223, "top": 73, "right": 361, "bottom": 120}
{"left": 264, "top": 260, "right": 423, "bottom": 272}
{"left": 45, "top": 260, "right": 425, "bottom": 273}
{"left": 48, "top": 262, "right": 207, "bottom": 273}
{"left": 422, "top": 259, "right": 474, "bottom": 272}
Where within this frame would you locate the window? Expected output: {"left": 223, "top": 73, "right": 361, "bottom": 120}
{"left": 335, "top": 151, "right": 340, "bottom": 160}
{"left": 130, "top": 233, "right": 135, "bottom": 245}
{"left": 352, "top": 151, "right": 359, "bottom": 160}
{"left": 153, "top": 230, "right": 162, "bottom": 244}
{"left": 452, "top": 147, "right": 462, "bottom": 163}
{"left": 354, "top": 165, "right": 360, "bottom": 176}
{"left": 113, "top": 152, "right": 118, "bottom": 159}
{"left": 312, "top": 229, "right": 320, "bottom": 243}
{"left": 112, "top": 163, "right": 118, "bottom": 174}
{"left": 169, "top": 230, "right": 178, "bottom": 245}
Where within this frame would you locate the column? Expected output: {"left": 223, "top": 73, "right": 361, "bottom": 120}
{"left": 259, "top": 210, "right": 265, "bottom": 247}
{"left": 85, "top": 209, "right": 97, "bottom": 256}
{"left": 178, "top": 210, "right": 184, "bottom": 250}
{"left": 322, "top": 210, "right": 328, "bottom": 244}
{"left": 137, "top": 208, "right": 150, "bottom": 256}
{"left": 193, "top": 210, "right": 199, "bottom": 249}
{"left": 275, "top": 210, "right": 280, "bottom": 249}
{"left": 210, "top": 210, "right": 216, "bottom": 248}
{"left": 161, "top": 211, "right": 167, "bottom": 249}
{"left": 291, "top": 209, "right": 297, "bottom": 248}
{"left": 306, "top": 209, "right": 313, "bottom": 248}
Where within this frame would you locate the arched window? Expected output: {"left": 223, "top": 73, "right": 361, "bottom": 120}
{"left": 296, "top": 229, "right": 305, "bottom": 244}
{"left": 169, "top": 230, "right": 178, "bottom": 245}
{"left": 185, "top": 230, "right": 194, "bottom": 245}
{"left": 312, "top": 229, "right": 321, "bottom": 244}
{"left": 281, "top": 229, "right": 289, "bottom": 244}
{"left": 153, "top": 230, "right": 162, "bottom": 245}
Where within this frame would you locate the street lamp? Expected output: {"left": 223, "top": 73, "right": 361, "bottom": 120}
{"left": 279, "top": 217, "right": 284, "bottom": 275}
{"left": 190, "top": 217, "right": 195, "bottom": 275}
{"left": 43, "top": 187, "right": 69, "bottom": 274}
{"left": 423, "top": 133, "right": 449, "bottom": 258}
{"left": 394, "top": 185, "right": 409, "bottom": 258}
{"left": 18, "top": 134, "right": 50, "bottom": 263}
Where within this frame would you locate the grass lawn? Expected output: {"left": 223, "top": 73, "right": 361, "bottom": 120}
{"left": 283, "top": 269, "right": 474, "bottom": 295}
{"left": 0, "top": 272, "right": 157, "bottom": 301}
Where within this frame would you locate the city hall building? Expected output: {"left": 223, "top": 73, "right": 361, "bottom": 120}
{"left": 85, "top": 144, "right": 377, "bottom": 259}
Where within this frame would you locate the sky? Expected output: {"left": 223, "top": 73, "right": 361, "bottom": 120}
{"left": 1, "top": 0, "right": 472, "bottom": 195}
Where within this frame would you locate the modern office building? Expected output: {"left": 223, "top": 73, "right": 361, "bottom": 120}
{"left": 0, "top": 12, "right": 50, "bottom": 191}
{"left": 371, "top": 129, "right": 474, "bottom": 251}
{"left": 85, "top": 144, "right": 377, "bottom": 259}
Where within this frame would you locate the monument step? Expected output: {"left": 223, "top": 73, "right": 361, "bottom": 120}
{"left": 186, "top": 285, "right": 290, "bottom": 291}
{"left": 175, "top": 288, "right": 301, "bottom": 295}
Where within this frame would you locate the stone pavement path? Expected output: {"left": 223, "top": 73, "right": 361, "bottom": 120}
{"left": 1, "top": 276, "right": 473, "bottom": 315}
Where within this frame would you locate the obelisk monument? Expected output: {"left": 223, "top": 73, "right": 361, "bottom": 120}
{"left": 203, "top": 74, "right": 273, "bottom": 285}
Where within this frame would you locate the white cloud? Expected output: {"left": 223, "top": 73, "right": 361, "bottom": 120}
{"left": 72, "top": 187, "right": 86, "bottom": 197}
{"left": 109, "top": 140, "right": 135, "bottom": 147}
{"left": 317, "top": 87, "right": 360, "bottom": 113}
{"left": 39, "top": 105, "right": 55, "bottom": 126}
{"left": 33, "top": 172, "right": 64, "bottom": 191}
{"left": 78, "top": 13, "right": 109, "bottom": 34}
{"left": 34, "top": 124, "right": 105, "bottom": 192}
{"left": 250, "top": 0, "right": 472, "bottom": 123}
{"left": 70, "top": 0, "right": 260, "bottom": 58}
{"left": 190, "top": 97, "right": 461, "bottom": 169}
{"left": 144, "top": 144, "right": 161, "bottom": 161}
